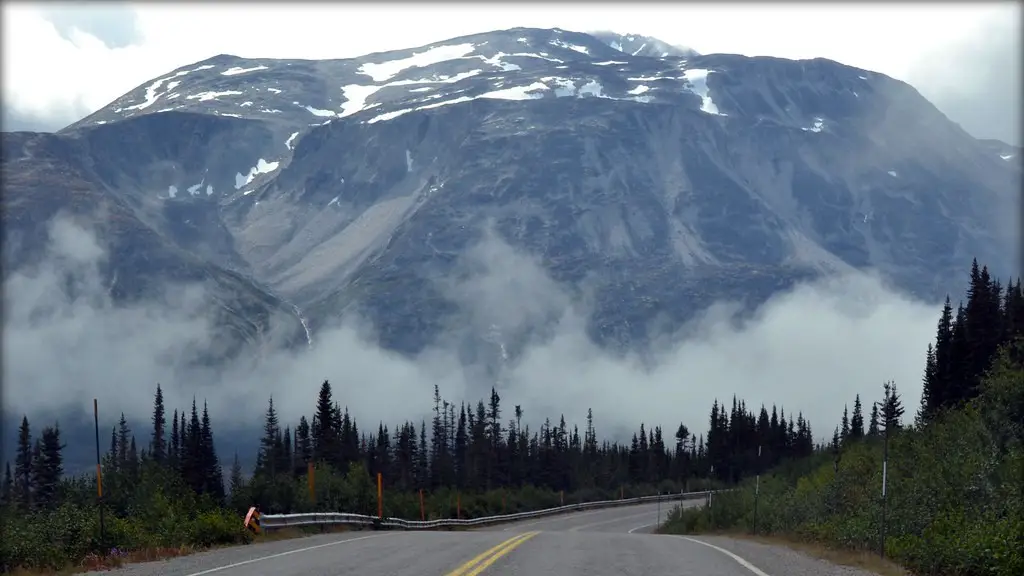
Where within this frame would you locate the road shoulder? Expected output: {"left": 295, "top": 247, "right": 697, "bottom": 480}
{"left": 677, "top": 534, "right": 907, "bottom": 576}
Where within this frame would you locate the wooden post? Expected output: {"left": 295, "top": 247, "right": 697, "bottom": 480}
{"left": 377, "top": 473, "right": 383, "bottom": 519}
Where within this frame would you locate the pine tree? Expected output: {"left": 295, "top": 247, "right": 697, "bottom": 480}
{"left": 169, "top": 408, "right": 180, "bottom": 471}
{"left": 850, "top": 395, "right": 864, "bottom": 439}
{"left": 868, "top": 402, "right": 880, "bottom": 436}
{"left": 200, "top": 401, "right": 224, "bottom": 502}
{"left": 919, "top": 343, "right": 937, "bottom": 425}
{"left": 840, "top": 405, "right": 850, "bottom": 443}
{"left": 14, "top": 416, "right": 32, "bottom": 512}
{"left": 1, "top": 462, "right": 12, "bottom": 507}
{"left": 31, "top": 424, "right": 63, "bottom": 511}
{"left": 881, "top": 381, "right": 905, "bottom": 432}
{"left": 258, "top": 397, "right": 281, "bottom": 477}
{"left": 312, "top": 380, "right": 337, "bottom": 466}
{"left": 151, "top": 383, "right": 167, "bottom": 463}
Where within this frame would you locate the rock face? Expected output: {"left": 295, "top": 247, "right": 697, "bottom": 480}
{"left": 3, "top": 27, "right": 1018, "bottom": 359}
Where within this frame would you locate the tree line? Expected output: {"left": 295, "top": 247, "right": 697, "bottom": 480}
{"left": 3, "top": 378, "right": 828, "bottom": 517}
{"left": 663, "top": 258, "right": 1024, "bottom": 576}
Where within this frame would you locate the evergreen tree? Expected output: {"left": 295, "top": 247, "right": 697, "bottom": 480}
{"left": 1, "top": 462, "right": 12, "bottom": 508}
{"left": 881, "top": 381, "right": 905, "bottom": 432}
{"left": 169, "top": 408, "right": 180, "bottom": 471}
{"left": 200, "top": 401, "right": 224, "bottom": 502}
{"left": 849, "top": 395, "right": 864, "bottom": 439}
{"left": 868, "top": 402, "right": 880, "bottom": 436}
{"left": 312, "top": 380, "right": 337, "bottom": 466}
{"left": 14, "top": 416, "right": 33, "bottom": 512}
{"left": 30, "top": 425, "right": 63, "bottom": 511}
{"left": 257, "top": 396, "right": 281, "bottom": 477}
{"left": 151, "top": 383, "right": 167, "bottom": 464}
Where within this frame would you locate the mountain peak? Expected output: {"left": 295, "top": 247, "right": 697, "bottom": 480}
{"left": 588, "top": 30, "right": 701, "bottom": 59}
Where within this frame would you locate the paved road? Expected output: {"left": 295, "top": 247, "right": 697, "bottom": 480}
{"left": 88, "top": 499, "right": 881, "bottom": 576}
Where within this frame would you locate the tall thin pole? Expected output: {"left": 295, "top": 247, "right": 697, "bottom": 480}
{"left": 754, "top": 445, "right": 761, "bottom": 535}
{"left": 880, "top": 414, "right": 890, "bottom": 559}
{"left": 657, "top": 492, "right": 661, "bottom": 527}
{"left": 93, "top": 399, "right": 105, "bottom": 549}
{"left": 377, "top": 473, "right": 383, "bottom": 520}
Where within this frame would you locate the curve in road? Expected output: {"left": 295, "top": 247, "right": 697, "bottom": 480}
{"left": 84, "top": 500, "right": 877, "bottom": 576}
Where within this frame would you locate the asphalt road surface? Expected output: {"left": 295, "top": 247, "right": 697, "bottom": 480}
{"left": 86, "top": 500, "right": 883, "bottom": 576}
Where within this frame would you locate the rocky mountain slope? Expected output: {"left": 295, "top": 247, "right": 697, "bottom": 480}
{"left": 3, "top": 27, "right": 1018, "bottom": 359}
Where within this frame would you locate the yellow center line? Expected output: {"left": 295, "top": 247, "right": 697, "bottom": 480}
{"left": 444, "top": 531, "right": 540, "bottom": 576}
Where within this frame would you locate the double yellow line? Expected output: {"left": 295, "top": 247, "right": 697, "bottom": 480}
{"left": 444, "top": 531, "right": 540, "bottom": 576}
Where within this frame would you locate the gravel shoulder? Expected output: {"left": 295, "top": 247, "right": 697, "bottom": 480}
{"left": 681, "top": 534, "right": 904, "bottom": 576}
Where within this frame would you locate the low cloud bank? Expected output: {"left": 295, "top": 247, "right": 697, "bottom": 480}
{"left": 3, "top": 218, "right": 940, "bottom": 446}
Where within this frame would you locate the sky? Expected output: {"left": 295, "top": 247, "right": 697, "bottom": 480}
{"left": 1, "top": 2, "right": 1020, "bottom": 144}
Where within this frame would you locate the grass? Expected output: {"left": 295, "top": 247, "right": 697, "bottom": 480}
{"left": 7, "top": 525, "right": 358, "bottom": 575}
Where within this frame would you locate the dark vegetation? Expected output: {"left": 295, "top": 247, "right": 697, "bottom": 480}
{"left": 3, "top": 366, "right": 818, "bottom": 571}
{"left": 661, "top": 259, "right": 1024, "bottom": 576}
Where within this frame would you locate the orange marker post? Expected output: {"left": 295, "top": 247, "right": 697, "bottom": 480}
{"left": 560, "top": 490, "right": 564, "bottom": 506}
{"left": 457, "top": 493, "right": 461, "bottom": 520}
{"left": 377, "top": 473, "right": 383, "bottom": 520}
{"left": 419, "top": 489, "right": 425, "bottom": 521}
{"left": 93, "top": 399, "right": 106, "bottom": 547}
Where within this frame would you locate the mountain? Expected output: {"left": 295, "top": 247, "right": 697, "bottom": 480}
{"left": 589, "top": 30, "right": 701, "bottom": 59}
{"left": 3, "top": 27, "right": 1019, "bottom": 361}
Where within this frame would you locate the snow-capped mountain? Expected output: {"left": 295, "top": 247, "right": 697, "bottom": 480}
{"left": 5, "top": 27, "right": 1019, "bottom": 359}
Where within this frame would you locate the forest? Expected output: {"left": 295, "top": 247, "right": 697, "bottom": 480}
{"left": 2, "top": 260, "right": 1021, "bottom": 575}
{"left": 661, "top": 260, "right": 1024, "bottom": 576}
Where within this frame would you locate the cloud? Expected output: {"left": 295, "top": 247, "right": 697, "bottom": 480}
{"left": 2, "top": 3, "right": 1018, "bottom": 144}
{"left": 3, "top": 217, "right": 940, "bottom": 447}
{"left": 906, "top": 10, "right": 1022, "bottom": 146}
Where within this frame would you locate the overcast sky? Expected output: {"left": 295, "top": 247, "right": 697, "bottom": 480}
{"left": 2, "top": 2, "right": 1020, "bottom": 144}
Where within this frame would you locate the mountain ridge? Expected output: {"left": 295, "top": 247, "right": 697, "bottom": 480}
{"left": 4, "top": 27, "right": 1018, "bottom": 360}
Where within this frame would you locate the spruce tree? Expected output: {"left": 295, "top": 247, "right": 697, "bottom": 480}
{"left": 151, "top": 383, "right": 167, "bottom": 463}
{"left": 840, "top": 405, "right": 850, "bottom": 443}
{"left": 868, "top": 402, "right": 880, "bottom": 436}
{"left": 14, "top": 416, "right": 32, "bottom": 512}
{"left": 200, "top": 401, "right": 224, "bottom": 502}
{"left": 31, "top": 425, "right": 63, "bottom": 511}
{"left": 312, "top": 380, "right": 337, "bottom": 466}
{"left": 850, "top": 395, "right": 864, "bottom": 439}
{"left": 258, "top": 396, "right": 281, "bottom": 477}
{"left": 881, "top": 381, "right": 905, "bottom": 432}
{"left": 169, "top": 408, "right": 180, "bottom": 471}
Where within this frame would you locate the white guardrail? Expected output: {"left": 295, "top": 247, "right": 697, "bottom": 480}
{"left": 259, "top": 490, "right": 715, "bottom": 531}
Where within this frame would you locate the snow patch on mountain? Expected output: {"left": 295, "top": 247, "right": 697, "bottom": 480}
{"left": 235, "top": 159, "right": 280, "bottom": 189}
{"left": 121, "top": 69, "right": 190, "bottom": 112}
{"left": 340, "top": 84, "right": 384, "bottom": 117}
{"left": 682, "top": 69, "right": 723, "bottom": 115}
{"left": 550, "top": 39, "right": 590, "bottom": 54}
{"left": 222, "top": 65, "right": 269, "bottom": 76}
{"left": 803, "top": 118, "right": 825, "bottom": 133}
{"left": 481, "top": 82, "right": 550, "bottom": 100}
{"left": 188, "top": 90, "right": 244, "bottom": 102}
{"left": 359, "top": 43, "right": 476, "bottom": 82}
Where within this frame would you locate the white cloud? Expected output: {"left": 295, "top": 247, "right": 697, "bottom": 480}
{"left": 3, "top": 218, "right": 940, "bottom": 447}
{"left": 1, "top": 3, "right": 1018, "bottom": 142}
